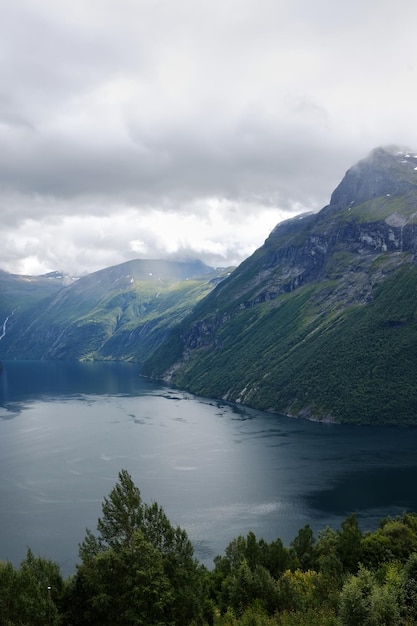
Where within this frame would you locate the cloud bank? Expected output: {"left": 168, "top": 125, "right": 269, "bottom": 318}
{"left": 1, "top": 0, "right": 417, "bottom": 275}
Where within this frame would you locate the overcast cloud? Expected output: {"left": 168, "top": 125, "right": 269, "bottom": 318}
{"left": 1, "top": 0, "right": 417, "bottom": 275}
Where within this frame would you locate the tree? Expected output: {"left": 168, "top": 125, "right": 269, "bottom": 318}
{"left": 65, "top": 469, "right": 205, "bottom": 625}
{"left": 66, "top": 532, "right": 174, "bottom": 625}
{"left": 290, "top": 524, "right": 315, "bottom": 571}
{"left": 314, "top": 526, "right": 344, "bottom": 597}
{"left": 81, "top": 468, "right": 143, "bottom": 556}
{"left": 259, "top": 537, "right": 291, "bottom": 579}
{"left": 401, "top": 552, "right": 417, "bottom": 622}
{"left": 361, "top": 531, "right": 392, "bottom": 570}
{"left": 339, "top": 565, "right": 400, "bottom": 626}
{"left": 378, "top": 516, "right": 417, "bottom": 561}
{"left": 212, "top": 533, "right": 284, "bottom": 616}
{"left": 221, "top": 559, "right": 279, "bottom": 616}
{"left": 368, "top": 584, "right": 400, "bottom": 626}
{"left": 337, "top": 513, "right": 363, "bottom": 573}
{"left": 339, "top": 566, "right": 375, "bottom": 626}
{"left": 277, "top": 568, "right": 323, "bottom": 613}
{"left": 0, "top": 550, "right": 63, "bottom": 626}
{"left": 0, "top": 560, "right": 19, "bottom": 625}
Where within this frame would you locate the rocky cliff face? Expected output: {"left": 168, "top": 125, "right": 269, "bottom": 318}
{"left": 258, "top": 147, "right": 417, "bottom": 296}
{"left": 329, "top": 146, "right": 417, "bottom": 210}
{"left": 171, "top": 148, "right": 417, "bottom": 354}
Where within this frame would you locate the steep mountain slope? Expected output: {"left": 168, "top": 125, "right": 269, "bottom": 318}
{"left": 0, "top": 259, "right": 230, "bottom": 363}
{"left": 0, "top": 270, "right": 69, "bottom": 312}
{"left": 143, "top": 147, "right": 417, "bottom": 425}
{"left": 0, "top": 270, "right": 70, "bottom": 339}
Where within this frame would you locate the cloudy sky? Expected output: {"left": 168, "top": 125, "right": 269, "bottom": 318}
{"left": 1, "top": 0, "right": 417, "bottom": 276}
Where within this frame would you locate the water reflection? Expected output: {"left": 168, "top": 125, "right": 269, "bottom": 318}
{"left": 0, "top": 359, "right": 145, "bottom": 404}
{"left": 306, "top": 465, "right": 417, "bottom": 515}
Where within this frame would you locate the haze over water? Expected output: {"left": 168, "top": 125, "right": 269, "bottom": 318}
{"left": 1, "top": 360, "right": 417, "bottom": 577}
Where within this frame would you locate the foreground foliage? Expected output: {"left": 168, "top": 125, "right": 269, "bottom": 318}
{"left": 3, "top": 471, "right": 417, "bottom": 624}
{"left": 64, "top": 469, "right": 205, "bottom": 625}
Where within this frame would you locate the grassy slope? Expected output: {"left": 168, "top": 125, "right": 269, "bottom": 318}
{"left": 88, "top": 277, "right": 220, "bottom": 361}
{"left": 145, "top": 264, "right": 417, "bottom": 425}
{"left": 0, "top": 266, "right": 230, "bottom": 362}
{"left": 0, "top": 272, "right": 65, "bottom": 319}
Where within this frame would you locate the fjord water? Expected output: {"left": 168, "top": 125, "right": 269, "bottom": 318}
{"left": 1, "top": 361, "right": 417, "bottom": 576}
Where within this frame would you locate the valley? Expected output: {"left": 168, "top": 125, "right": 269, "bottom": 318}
{"left": 2, "top": 147, "right": 417, "bottom": 425}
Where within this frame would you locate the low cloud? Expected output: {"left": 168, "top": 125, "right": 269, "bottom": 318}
{"left": 1, "top": 0, "right": 417, "bottom": 275}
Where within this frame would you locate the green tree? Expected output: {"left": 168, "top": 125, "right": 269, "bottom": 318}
{"left": 0, "top": 550, "right": 63, "bottom": 626}
{"left": 66, "top": 531, "right": 174, "bottom": 625}
{"left": 378, "top": 516, "right": 417, "bottom": 561}
{"left": 223, "top": 560, "right": 279, "bottom": 616}
{"left": 401, "top": 552, "right": 417, "bottom": 622}
{"left": 65, "top": 469, "right": 205, "bottom": 625}
{"left": 361, "top": 531, "right": 392, "bottom": 569}
{"left": 276, "top": 607, "right": 339, "bottom": 625}
{"left": 337, "top": 513, "right": 363, "bottom": 573}
{"left": 0, "top": 560, "right": 19, "bottom": 625}
{"left": 259, "top": 537, "right": 291, "bottom": 579}
{"left": 368, "top": 583, "right": 400, "bottom": 626}
{"left": 277, "top": 568, "right": 323, "bottom": 613}
{"left": 215, "top": 536, "right": 248, "bottom": 577}
{"left": 339, "top": 565, "right": 400, "bottom": 626}
{"left": 212, "top": 532, "right": 287, "bottom": 616}
{"left": 314, "top": 526, "right": 344, "bottom": 598}
{"left": 290, "top": 524, "right": 315, "bottom": 571}
{"left": 339, "top": 566, "right": 375, "bottom": 626}
{"left": 81, "top": 468, "right": 144, "bottom": 555}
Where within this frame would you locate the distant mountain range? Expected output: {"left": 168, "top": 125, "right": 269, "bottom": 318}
{"left": 0, "top": 259, "right": 231, "bottom": 363}
{"left": 2, "top": 146, "right": 417, "bottom": 425}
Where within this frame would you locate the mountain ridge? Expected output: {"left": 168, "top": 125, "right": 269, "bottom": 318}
{"left": 142, "top": 146, "right": 417, "bottom": 425}
{"left": 0, "top": 258, "right": 230, "bottom": 362}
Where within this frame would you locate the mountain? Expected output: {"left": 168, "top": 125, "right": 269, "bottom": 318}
{"left": 0, "top": 269, "right": 69, "bottom": 306}
{"left": 0, "top": 259, "right": 231, "bottom": 363}
{"left": 143, "top": 147, "right": 417, "bottom": 425}
{"left": 0, "top": 270, "right": 70, "bottom": 325}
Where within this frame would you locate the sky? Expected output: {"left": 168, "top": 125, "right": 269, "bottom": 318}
{"left": 1, "top": 0, "right": 417, "bottom": 276}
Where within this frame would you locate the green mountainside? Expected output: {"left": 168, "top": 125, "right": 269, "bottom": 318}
{"left": 0, "top": 259, "right": 230, "bottom": 363}
{"left": 0, "top": 270, "right": 68, "bottom": 319}
{"left": 143, "top": 147, "right": 417, "bottom": 425}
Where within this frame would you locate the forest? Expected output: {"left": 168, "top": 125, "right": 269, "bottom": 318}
{"left": 1, "top": 470, "right": 417, "bottom": 625}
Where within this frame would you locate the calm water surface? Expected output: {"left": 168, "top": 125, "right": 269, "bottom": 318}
{"left": 1, "top": 360, "right": 417, "bottom": 576}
